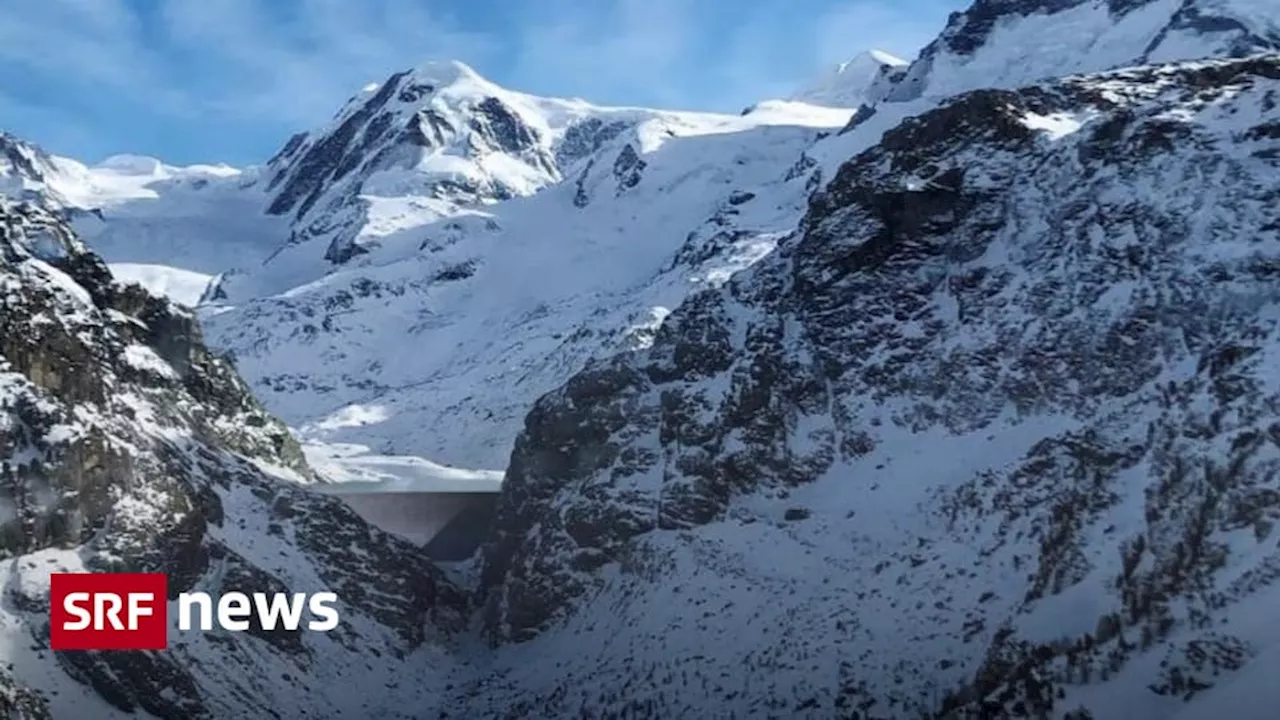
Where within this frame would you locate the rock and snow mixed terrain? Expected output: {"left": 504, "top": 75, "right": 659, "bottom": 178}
{"left": 0, "top": 200, "right": 466, "bottom": 718}
{"left": 2, "top": 0, "right": 1280, "bottom": 717}
{"left": 475, "top": 52, "right": 1280, "bottom": 719}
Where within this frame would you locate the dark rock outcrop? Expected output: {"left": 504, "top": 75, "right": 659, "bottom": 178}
{"left": 612, "top": 144, "right": 646, "bottom": 194}
{"left": 265, "top": 72, "right": 410, "bottom": 219}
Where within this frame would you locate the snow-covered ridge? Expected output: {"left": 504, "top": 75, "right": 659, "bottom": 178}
{"left": 0, "top": 132, "right": 277, "bottom": 306}
{"left": 790, "top": 48, "right": 909, "bottom": 108}
{"left": 93, "top": 153, "right": 238, "bottom": 179}
{"left": 3, "top": 136, "right": 248, "bottom": 210}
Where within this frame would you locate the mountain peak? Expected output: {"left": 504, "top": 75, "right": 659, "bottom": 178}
{"left": 409, "top": 58, "right": 487, "bottom": 87}
{"left": 1, "top": 132, "right": 55, "bottom": 178}
{"left": 396, "top": 58, "right": 504, "bottom": 106}
{"left": 329, "top": 60, "right": 498, "bottom": 137}
{"left": 789, "top": 49, "right": 909, "bottom": 107}
{"left": 345, "top": 60, "right": 495, "bottom": 108}
{"left": 257, "top": 56, "right": 567, "bottom": 268}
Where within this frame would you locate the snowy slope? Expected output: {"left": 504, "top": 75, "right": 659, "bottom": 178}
{"left": 1, "top": 136, "right": 284, "bottom": 298}
{"left": 63, "top": 157, "right": 285, "bottom": 278}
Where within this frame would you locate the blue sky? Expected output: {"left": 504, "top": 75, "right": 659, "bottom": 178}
{"left": 0, "top": 0, "right": 966, "bottom": 166}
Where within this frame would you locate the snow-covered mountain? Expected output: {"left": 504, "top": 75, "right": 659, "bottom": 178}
{"left": 130, "top": 0, "right": 1280, "bottom": 480}
{"left": 198, "top": 61, "right": 853, "bottom": 470}
{"left": 3, "top": 0, "right": 1280, "bottom": 716}
{"left": 32, "top": 0, "right": 1276, "bottom": 479}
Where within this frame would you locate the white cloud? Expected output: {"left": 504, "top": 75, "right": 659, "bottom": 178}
{"left": 0, "top": 0, "right": 496, "bottom": 128}
{"left": 0, "top": 0, "right": 165, "bottom": 103}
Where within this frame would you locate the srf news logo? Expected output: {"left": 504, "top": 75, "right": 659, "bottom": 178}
{"left": 49, "top": 573, "right": 340, "bottom": 650}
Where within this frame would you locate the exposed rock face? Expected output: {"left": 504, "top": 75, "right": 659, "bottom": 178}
{"left": 475, "top": 54, "right": 1280, "bottom": 717}
{"left": 0, "top": 200, "right": 468, "bottom": 718}
{"left": 266, "top": 71, "right": 413, "bottom": 220}
{"left": 555, "top": 118, "right": 632, "bottom": 170}
{"left": 611, "top": 143, "right": 646, "bottom": 194}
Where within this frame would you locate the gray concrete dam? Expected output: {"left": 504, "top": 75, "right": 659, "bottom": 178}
{"left": 314, "top": 485, "right": 499, "bottom": 561}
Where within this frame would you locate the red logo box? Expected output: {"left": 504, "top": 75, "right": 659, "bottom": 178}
{"left": 49, "top": 573, "right": 168, "bottom": 650}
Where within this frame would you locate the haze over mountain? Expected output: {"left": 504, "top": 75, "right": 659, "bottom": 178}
{"left": 2, "top": 0, "right": 1280, "bottom": 717}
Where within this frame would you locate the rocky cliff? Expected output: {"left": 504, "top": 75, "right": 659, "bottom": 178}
{"left": 0, "top": 199, "right": 468, "bottom": 718}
